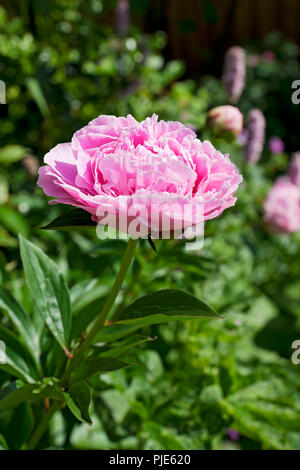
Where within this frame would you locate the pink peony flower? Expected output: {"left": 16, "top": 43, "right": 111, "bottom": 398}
{"left": 263, "top": 178, "right": 300, "bottom": 233}
{"left": 289, "top": 152, "right": 300, "bottom": 186}
{"left": 207, "top": 105, "right": 243, "bottom": 136}
{"left": 38, "top": 114, "right": 242, "bottom": 236}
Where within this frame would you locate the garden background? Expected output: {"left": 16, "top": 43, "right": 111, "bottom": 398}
{"left": 1, "top": 0, "right": 300, "bottom": 450}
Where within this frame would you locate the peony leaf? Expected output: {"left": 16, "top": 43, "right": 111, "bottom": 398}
{"left": 0, "top": 286, "right": 41, "bottom": 372}
{"left": 0, "top": 325, "right": 39, "bottom": 383}
{"left": 0, "top": 381, "right": 63, "bottom": 411}
{"left": 71, "top": 357, "right": 129, "bottom": 385}
{"left": 99, "top": 335, "right": 156, "bottom": 359}
{"left": 5, "top": 403, "right": 33, "bottom": 449}
{"left": 41, "top": 208, "right": 96, "bottom": 231}
{"left": 94, "top": 323, "right": 140, "bottom": 344}
{"left": 19, "top": 236, "right": 71, "bottom": 352}
{"left": 115, "top": 289, "right": 222, "bottom": 328}
{"left": 64, "top": 382, "right": 92, "bottom": 424}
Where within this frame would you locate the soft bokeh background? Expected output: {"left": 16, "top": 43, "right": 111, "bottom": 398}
{"left": 1, "top": 0, "right": 300, "bottom": 450}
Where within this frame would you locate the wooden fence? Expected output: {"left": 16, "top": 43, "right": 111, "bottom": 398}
{"left": 161, "top": 0, "right": 300, "bottom": 73}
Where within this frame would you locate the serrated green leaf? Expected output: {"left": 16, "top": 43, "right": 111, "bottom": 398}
{"left": 64, "top": 382, "right": 92, "bottom": 424}
{"left": 19, "top": 235, "right": 71, "bottom": 350}
{"left": 41, "top": 208, "right": 96, "bottom": 231}
{"left": 115, "top": 289, "right": 221, "bottom": 328}
{"left": 72, "top": 357, "right": 129, "bottom": 384}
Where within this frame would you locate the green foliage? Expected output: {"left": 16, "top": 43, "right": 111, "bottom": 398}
{"left": 71, "top": 358, "right": 128, "bottom": 385}
{"left": 41, "top": 208, "right": 97, "bottom": 231}
{"left": 64, "top": 382, "right": 92, "bottom": 424}
{"left": 19, "top": 235, "right": 71, "bottom": 350}
{"left": 1, "top": 0, "right": 300, "bottom": 452}
{"left": 115, "top": 289, "right": 221, "bottom": 326}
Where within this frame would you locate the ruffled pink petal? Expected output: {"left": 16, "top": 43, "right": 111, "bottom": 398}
{"left": 38, "top": 114, "right": 243, "bottom": 234}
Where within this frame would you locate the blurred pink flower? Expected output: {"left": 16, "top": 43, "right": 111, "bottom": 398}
{"left": 263, "top": 178, "right": 300, "bottom": 233}
{"left": 289, "top": 152, "right": 300, "bottom": 186}
{"left": 207, "top": 105, "right": 243, "bottom": 136}
{"left": 269, "top": 136, "right": 285, "bottom": 154}
{"left": 262, "top": 50, "right": 276, "bottom": 63}
{"left": 38, "top": 114, "right": 242, "bottom": 235}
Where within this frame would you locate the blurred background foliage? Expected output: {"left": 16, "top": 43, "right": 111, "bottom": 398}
{"left": 1, "top": 0, "right": 300, "bottom": 450}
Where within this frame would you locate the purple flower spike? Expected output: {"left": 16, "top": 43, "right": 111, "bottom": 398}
{"left": 289, "top": 152, "right": 300, "bottom": 186}
{"left": 115, "top": 0, "right": 130, "bottom": 37}
{"left": 244, "top": 109, "right": 266, "bottom": 163}
{"left": 222, "top": 46, "right": 246, "bottom": 104}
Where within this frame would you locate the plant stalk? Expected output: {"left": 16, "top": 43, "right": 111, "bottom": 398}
{"left": 27, "top": 401, "right": 60, "bottom": 450}
{"left": 62, "top": 237, "right": 138, "bottom": 385}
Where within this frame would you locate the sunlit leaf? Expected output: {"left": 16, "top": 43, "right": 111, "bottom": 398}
{"left": 115, "top": 289, "right": 222, "bottom": 328}
{"left": 19, "top": 236, "right": 71, "bottom": 351}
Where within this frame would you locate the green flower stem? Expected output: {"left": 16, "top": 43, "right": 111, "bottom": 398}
{"left": 27, "top": 401, "right": 61, "bottom": 450}
{"left": 62, "top": 237, "right": 139, "bottom": 385}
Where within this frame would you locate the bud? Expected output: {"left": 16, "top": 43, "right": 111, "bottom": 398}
{"left": 244, "top": 109, "right": 266, "bottom": 163}
{"left": 289, "top": 152, "right": 300, "bottom": 186}
{"left": 115, "top": 0, "right": 130, "bottom": 37}
{"left": 207, "top": 105, "right": 243, "bottom": 136}
{"left": 222, "top": 46, "right": 246, "bottom": 104}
